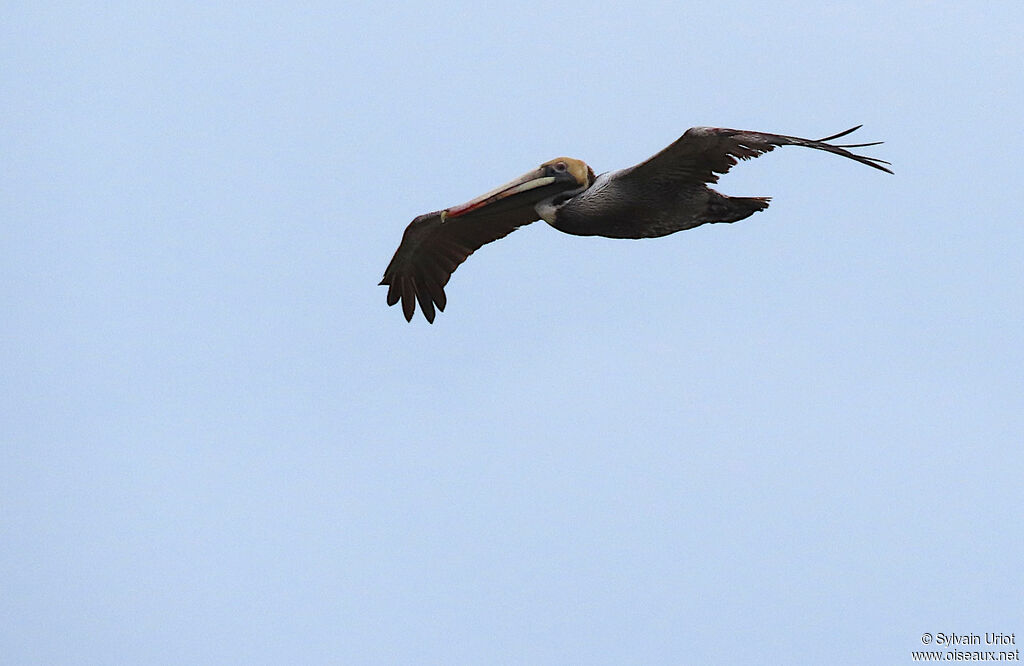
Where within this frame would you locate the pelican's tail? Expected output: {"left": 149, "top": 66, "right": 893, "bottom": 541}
{"left": 705, "top": 195, "right": 771, "bottom": 225}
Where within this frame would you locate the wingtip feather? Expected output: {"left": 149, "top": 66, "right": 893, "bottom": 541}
{"left": 415, "top": 287, "right": 436, "bottom": 324}
{"left": 400, "top": 279, "right": 415, "bottom": 322}
{"left": 816, "top": 125, "right": 862, "bottom": 142}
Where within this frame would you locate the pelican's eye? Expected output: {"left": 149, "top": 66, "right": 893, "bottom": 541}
{"left": 552, "top": 161, "right": 568, "bottom": 173}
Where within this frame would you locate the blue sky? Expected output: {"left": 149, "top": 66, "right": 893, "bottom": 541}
{"left": 2, "top": 2, "right": 1022, "bottom": 664}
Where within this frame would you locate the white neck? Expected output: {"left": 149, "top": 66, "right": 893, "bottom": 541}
{"left": 534, "top": 183, "right": 591, "bottom": 225}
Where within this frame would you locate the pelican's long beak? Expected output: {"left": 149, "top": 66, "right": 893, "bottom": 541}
{"left": 445, "top": 167, "right": 556, "bottom": 218}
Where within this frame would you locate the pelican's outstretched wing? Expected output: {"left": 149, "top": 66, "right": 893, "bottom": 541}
{"left": 624, "top": 125, "right": 892, "bottom": 185}
{"left": 380, "top": 207, "right": 537, "bottom": 323}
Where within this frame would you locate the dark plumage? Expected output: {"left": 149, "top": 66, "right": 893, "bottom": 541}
{"left": 381, "top": 125, "right": 891, "bottom": 322}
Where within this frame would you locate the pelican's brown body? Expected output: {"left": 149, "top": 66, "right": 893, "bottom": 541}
{"left": 381, "top": 125, "right": 892, "bottom": 322}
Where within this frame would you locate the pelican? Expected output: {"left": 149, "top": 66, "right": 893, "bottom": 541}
{"left": 381, "top": 125, "right": 891, "bottom": 322}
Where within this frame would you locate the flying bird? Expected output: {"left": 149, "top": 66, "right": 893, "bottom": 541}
{"left": 381, "top": 125, "right": 891, "bottom": 322}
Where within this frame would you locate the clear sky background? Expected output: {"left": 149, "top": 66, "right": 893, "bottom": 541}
{"left": 3, "top": 2, "right": 1022, "bottom": 664}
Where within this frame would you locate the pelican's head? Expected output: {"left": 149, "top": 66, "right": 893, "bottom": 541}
{"left": 445, "top": 157, "right": 595, "bottom": 220}
{"left": 539, "top": 157, "right": 596, "bottom": 191}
